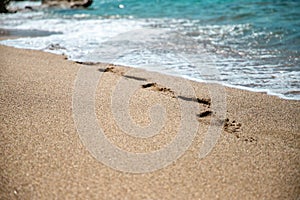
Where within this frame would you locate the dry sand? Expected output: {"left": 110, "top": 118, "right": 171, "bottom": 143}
{"left": 0, "top": 45, "right": 299, "bottom": 199}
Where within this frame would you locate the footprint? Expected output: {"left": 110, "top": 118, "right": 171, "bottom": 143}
{"left": 76, "top": 61, "right": 99, "bottom": 65}
{"left": 223, "top": 118, "right": 242, "bottom": 134}
{"left": 141, "top": 82, "right": 176, "bottom": 97}
{"left": 104, "top": 66, "right": 117, "bottom": 73}
{"left": 244, "top": 137, "right": 257, "bottom": 143}
{"left": 196, "top": 97, "right": 212, "bottom": 118}
{"left": 102, "top": 66, "right": 125, "bottom": 76}
{"left": 98, "top": 66, "right": 147, "bottom": 81}
{"left": 197, "top": 98, "right": 211, "bottom": 107}
{"left": 223, "top": 118, "right": 256, "bottom": 142}
{"left": 142, "top": 83, "right": 157, "bottom": 88}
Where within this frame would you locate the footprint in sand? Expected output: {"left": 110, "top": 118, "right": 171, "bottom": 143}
{"left": 197, "top": 98, "right": 211, "bottom": 107}
{"left": 102, "top": 66, "right": 148, "bottom": 82}
{"left": 223, "top": 118, "right": 242, "bottom": 134}
{"left": 141, "top": 82, "right": 176, "bottom": 98}
{"left": 104, "top": 66, "right": 116, "bottom": 73}
{"left": 223, "top": 118, "right": 257, "bottom": 142}
{"left": 75, "top": 61, "right": 100, "bottom": 65}
{"left": 98, "top": 66, "right": 127, "bottom": 76}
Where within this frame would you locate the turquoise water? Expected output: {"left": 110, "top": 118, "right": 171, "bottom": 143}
{"left": 1, "top": 0, "right": 300, "bottom": 99}
{"left": 58, "top": 0, "right": 300, "bottom": 51}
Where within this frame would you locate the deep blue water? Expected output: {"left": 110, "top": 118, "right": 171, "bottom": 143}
{"left": 1, "top": 0, "right": 300, "bottom": 99}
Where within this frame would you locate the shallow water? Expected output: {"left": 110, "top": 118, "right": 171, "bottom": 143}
{"left": 1, "top": 0, "right": 299, "bottom": 99}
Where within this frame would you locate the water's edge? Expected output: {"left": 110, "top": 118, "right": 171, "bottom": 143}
{"left": 1, "top": 32, "right": 297, "bottom": 101}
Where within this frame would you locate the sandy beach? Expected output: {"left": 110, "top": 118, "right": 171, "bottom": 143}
{"left": 0, "top": 45, "right": 299, "bottom": 199}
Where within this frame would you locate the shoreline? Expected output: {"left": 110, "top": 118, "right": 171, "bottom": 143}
{"left": 1, "top": 45, "right": 298, "bottom": 101}
{"left": 1, "top": 45, "right": 299, "bottom": 199}
{"left": 0, "top": 28, "right": 299, "bottom": 101}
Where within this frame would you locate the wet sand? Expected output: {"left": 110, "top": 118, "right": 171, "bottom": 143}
{"left": 0, "top": 45, "right": 299, "bottom": 199}
{"left": 0, "top": 29, "right": 62, "bottom": 39}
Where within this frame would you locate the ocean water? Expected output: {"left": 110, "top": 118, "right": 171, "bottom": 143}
{"left": 1, "top": 0, "right": 299, "bottom": 99}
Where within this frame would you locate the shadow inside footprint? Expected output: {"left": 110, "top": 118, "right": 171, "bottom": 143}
{"left": 104, "top": 67, "right": 115, "bottom": 72}
{"left": 197, "top": 98, "right": 211, "bottom": 106}
{"left": 177, "top": 96, "right": 211, "bottom": 107}
{"left": 123, "top": 75, "right": 147, "bottom": 81}
{"left": 76, "top": 61, "right": 99, "bottom": 65}
{"left": 142, "top": 83, "right": 157, "bottom": 88}
{"left": 197, "top": 111, "right": 212, "bottom": 118}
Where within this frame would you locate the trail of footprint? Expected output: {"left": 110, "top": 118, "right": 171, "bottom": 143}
{"left": 99, "top": 68, "right": 256, "bottom": 144}
{"left": 101, "top": 69, "right": 255, "bottom": 143}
